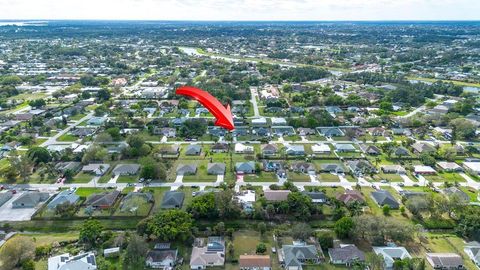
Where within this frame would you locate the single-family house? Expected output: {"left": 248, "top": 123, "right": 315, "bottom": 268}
{"left": 55, "top": 161, "right": 82, "bottom": 174}
{"left": 239, "top": 255, "right": 271, "bottom": 270}
{"left": 47, "top": 190, "right": 80, "bottom": 209}
{"left": 12, "top": 192, "right": 49, "bottom": 208}
{"left": 235, "top": 143, "right": 254, "bottom": 154}
{"left": 285, "top": 145, "right": 305, "bottom": 156}
{"left": 158, "top": 145, "right": 180, "bottom": 156}
{"left": 320, "top": 164, "right": 345, "bottom": 174}
{"left": 85, "top": 190, "right": 120, "bottom": 209}
{"left": 0, "top": 191, "right": 13, "bottom": 207}
{"left": 464, "top": 241, "right": 480, "bottom": 268}
{"left": 463, "top": 162, "right": 480, "bottom": 175}
{"left": 211, "top": 143, "right": 229, "bottom": 153}
{"left": 176, "top": 164, "right": 197, "bottom": 175}
{"left": 371, "top": 190, "right": 400, "bottom": 209}
{"left": 236, "top": 162, "right": 256, "bottom": 174}
{"left": 414, "top": 165, "right": 437, "bottom": 175}
{"left": 297, "top": 128, "right": 315, "bottom": 136}
{"left": 381, "top": 165, "right": 406, "bottom": 174}
{"left": 437, "top": 162, "right": 463, "bottom": 172}
{"left": 161, "top": 191, "right": 185, "bottom": 209}
{"left": 264, "top": 190, "right": 290, "bottom": 202}
{"left": 328, "top": 245, "right": 365, "bottom": 266}
{"left": 336, "top": 190, "right": 365, "bottom": 205}
{"left": 261, "top": 144, "right": 278, "bottom": 156}
{"left": 153, "top": 127, "right": 176, "bottom": 137}
{"left": 443, "top": 187, "right": 470, "bottom": 203}
{"left": 146, "top": 249, "right": 179, "bottom": 269}
{"left": 303, "top": 191, "right": 327, "bottom": 204}
{"left": 87, "top": 117, "right": 107, "bottom": 126}
{"left": 347, "top": 160, "right": 376, "bottom": 176}
{"left": 317, "top": 127, "right": 344, "bottom": 137}
{"left": 207, "top": 163, "right": 226, "bottom": 175}
{"left": 394, "top": 147, "right": 410, "bottom": 157}
{"left": 190, "top": 237, "right": 225, "bottom": 269}
{"left": 412, "top": 142, "right": 436, "bottom": 154}
{"left": 311, "top": 143, "right": 331, "bottom": 154}
{"left": 334, "top": 144, "right": 356, "bottom": 152}
{"left": 280, "top": 243, "right": 322, "bottom": 270}
{"left": 185, "top": 145, "right": 202, "bottom": 156}
{"left": 48, "top": 252, "right": 97, "bottom": 270}
{"left": 112, "top": 164, "right": 140, "bottom": 176}
{"left": 373, "top": 246, "right": 412, "bottom": 270}
{"left": 291, "top": 162, "right": 316, "bottom": 174}
{"left": 359, "top": 144, "right": 381, "bottom": 155}
{"left": 271, "top": 117, "right": 287, "bottom": 126}
{"left": 425, "top": 253, "right": 464, "bottom": 270}
{"left": 82, "top": 163, "right": 110, "bottom": 176}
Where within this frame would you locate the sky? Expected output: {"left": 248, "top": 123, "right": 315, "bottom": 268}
{"left": 0, "top": 0, "right": 479, "bottom": 21}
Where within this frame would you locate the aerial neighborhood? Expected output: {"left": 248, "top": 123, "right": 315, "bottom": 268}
{"left": 0, "top": 20, "right": 479, "bottom": 270}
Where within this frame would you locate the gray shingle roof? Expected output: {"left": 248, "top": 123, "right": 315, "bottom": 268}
{"left": 161, "top": 191, "right": 185, "bottom": 208}
{"left": 371, "top": 190, "right": 399, "bottom": 209}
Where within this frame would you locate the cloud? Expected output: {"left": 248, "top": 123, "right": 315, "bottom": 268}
{"left": 0, "top": 0, "right": 478, "bottom": 20}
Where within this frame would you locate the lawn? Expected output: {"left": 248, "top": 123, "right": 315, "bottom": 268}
{"left": 372, "top": 172, "right": 404, "bottom": 182}
{"left": 424, "top": 172, "right": 465, "bottom": 183}
{"left": 113, "top": 194, "right": 153, "bottom": 217}
{"left": 181, "top": 161, "right": 218, "bottom": 182}
{"left": 69, "top": 113, "right": 86, "bottom": 120}
{"left": 117, "top": 175, "right": 139, "bottom": 183}
{"left": 318, "top": 173, "right": 340, "bottom": 182}
{"left": 244, "top": 172, "right": 277, "bottom": 182}
{"left": 33, "top": 138, "right": 48, "bottom": 146}
{"left": 71, "top": 172, "right": 94, "bottom": 183}
{"left": 231, "top": 230, "right": 279, "bottom": 269}
{"left": 144, "top": 187, "right": 170, "bottom": 212}
{"left": 75, "top": 187, "right": 108, "bottom": 198}
{"left": 417, "top": 233, "right": 478, "bottom": 270}
{"left": 288, "top": 172, "right": 312, "bottom": 182}
{"left": 459, "top": 186, "right": 478, "bottom": 202}
{"left": 57, "top": 134, "right": 79, "bottom": 142}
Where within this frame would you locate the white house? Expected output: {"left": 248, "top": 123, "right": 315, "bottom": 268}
{"left": 48, "top": 252, "right": 97, "bottom": 270}
{"left": 463, "top": 162, "right": 480, "bottom": 175}
{"left": 235, "top": 143, "right": 254, "bottom": 154}
{"left": 312, "top": 143, "right": 331, "bottom": 154}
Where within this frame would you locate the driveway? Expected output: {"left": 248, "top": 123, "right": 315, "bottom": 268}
{"left": 0, "top": 192, "right": 48, "bottom": 221}
{"left": 215, "top": 175, "right": 224, "bottom": 184}
{"left": 108, "top": 175, "right": 120, "bottom": 184}
{"left": 175, "top": 175, "right": 184, "bottom": 184}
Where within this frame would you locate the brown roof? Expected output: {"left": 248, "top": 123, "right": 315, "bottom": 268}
{"left": 336, "top": 190, "right": 365, "bottom": 204}
{"left": 264, "top": 190, "right": 290, "bottom": 201}
{"left": 239, "top": 255, "right": 271, "bottom": 268}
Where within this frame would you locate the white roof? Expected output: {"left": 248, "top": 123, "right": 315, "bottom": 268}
{"left": 235, "top": 143, "right": 253, "bottom": 152}
{"left": 437, "top": 161, "right": 462, "bottom": 170}
{"left": 251, "top": 117, "right": 267, "bottom": 124}
{"left": 414, "top": 165, "right": 436, "bottom": 173}
{"left": 271, "top": 117, "right": 287, "bottom": 124}
{"left": 464, "top": 162, "right": 480, "bottom": 172}
{"left": 311, "top": 143, "right": 331, "bottom": 153}
{"left": 236, "top": 190, "right": 256, "bottom": 204}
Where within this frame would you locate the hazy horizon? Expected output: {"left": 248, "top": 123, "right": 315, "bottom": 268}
{"left": 0, "top": 0, "right": 479, "bottom": 21}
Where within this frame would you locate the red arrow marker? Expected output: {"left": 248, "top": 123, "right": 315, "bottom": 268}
{"left": 176, "top": 86, "right": 235, "bottom": 131}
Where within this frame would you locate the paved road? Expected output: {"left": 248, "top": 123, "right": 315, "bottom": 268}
{"left": 40, "top": 112, "right": 94, "bottom": 147}
{"left": 250, "top": 87, "right": 260, "bottom": 117}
